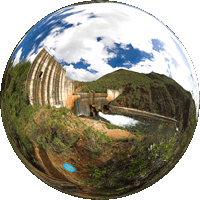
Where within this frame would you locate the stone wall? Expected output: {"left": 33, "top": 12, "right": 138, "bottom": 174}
{"left": 94, "top": 92, "right": 108, "bottom": 110}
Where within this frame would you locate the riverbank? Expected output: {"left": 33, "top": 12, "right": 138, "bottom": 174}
{"left": 78, "top": 115, "right": 136, "bottom": 140}
{"left": 82, "top": 111, "right": 178, "bottom": 137}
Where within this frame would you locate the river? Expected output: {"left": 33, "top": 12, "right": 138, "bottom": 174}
{"left": 98, "top": 112, "right": 140, "bottom": 128}
{"left": 93, "top": 112, "right": 177, "bottom": 136}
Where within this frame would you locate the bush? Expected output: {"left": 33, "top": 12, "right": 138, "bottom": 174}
{"left": 83, "top": 127, "right": 113, "bottom": 156}
{"left": 27, "top": 111, "right": 79, "bottom": 153}
{"left": 1, "top": 62, "right": 36, "bottom": 155}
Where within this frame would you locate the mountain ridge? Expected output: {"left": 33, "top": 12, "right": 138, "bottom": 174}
{"left": 79, "top": 69, "right": 195, "bottom": 131}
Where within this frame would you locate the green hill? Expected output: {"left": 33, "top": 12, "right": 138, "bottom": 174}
{"left": 79, "top": 69, "right": 195, "bottom": 131}
{"left": 80, "top": 69, "right": 152, "bottom": 93}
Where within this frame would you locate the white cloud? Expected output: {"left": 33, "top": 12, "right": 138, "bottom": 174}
{"left": 46, "top": 20, "right": 56, "bottom": 26}
{"left": 64, "top": 64, "right": 101, "bottom": 82}
{"left": 13, "top": 48, "right": 22, "bottom": 66}
{"left": 15, "top": 3, "right": 197, "bottom": 105}
{"left": 26, "top": 46, "right": 36, "bottom": 62}
{"left": 51, "top": 3, "right": 192, "bottom": 85}
{"left": 35, "top": 32, "right": 44, "bottom": 40}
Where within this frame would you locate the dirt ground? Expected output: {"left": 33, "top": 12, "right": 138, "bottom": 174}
{"left": 79, "top": 117, "right": 136, "bottom": 140}
{"left": 26, "top": 109, "right": 138, "bottom": 198}
{"left": 32, "top": 137, "right": 121, "bottom": 198}
{"left": 29, "top": 116, "right": 137, "bottom": 196}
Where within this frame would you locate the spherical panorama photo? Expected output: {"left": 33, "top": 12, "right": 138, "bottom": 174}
{"left": 0, "top": 0, "right": 199, "bottom": 199}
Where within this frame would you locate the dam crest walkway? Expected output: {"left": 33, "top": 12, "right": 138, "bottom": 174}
{"left": 109, "top": 105, "right": 179, "bottom": 124}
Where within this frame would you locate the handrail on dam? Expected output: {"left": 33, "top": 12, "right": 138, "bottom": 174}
{"left": 44, "top": 46, "right": 60, "bottom": 63}
{"left": 109, "top": 105, "right": 179, "bottom": 124}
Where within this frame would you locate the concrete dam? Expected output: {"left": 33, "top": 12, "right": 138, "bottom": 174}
{"left": 26, "top": 48, "right": 66, "bottom": 107}
{"left": 25, "top": 48, "right": 122, "bottom": 116}
{"left": 25, "top": 48, "right": 178, "bottom": 124}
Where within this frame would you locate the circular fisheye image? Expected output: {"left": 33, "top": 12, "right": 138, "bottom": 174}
{"left": 0, "top": 1, "right": 199, "bottom": 199}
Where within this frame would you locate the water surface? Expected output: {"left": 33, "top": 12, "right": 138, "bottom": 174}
{"left": 99, "top": 112, "right": 140, "bottom": 128}
{"left": 95, "top": 112, "right": 177, "bottom": 136}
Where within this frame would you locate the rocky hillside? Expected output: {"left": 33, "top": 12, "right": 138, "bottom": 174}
{"left": 80, "top": 69, "right": 195, "bottom": 131}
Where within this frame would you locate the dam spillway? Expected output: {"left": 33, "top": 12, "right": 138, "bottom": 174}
{"left": 25, "top": 48, "right": 178, "bottom": 125}
{"left": 25, "top": 48, "right": 122, "bottom": 115}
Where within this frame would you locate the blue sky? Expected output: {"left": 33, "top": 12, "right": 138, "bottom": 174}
{"left": 12, "top": 2, "right": 197, "bottom": 105}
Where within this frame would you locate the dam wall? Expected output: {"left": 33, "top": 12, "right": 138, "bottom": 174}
{"left": 64, "top": 78, "right": 80, "bottom": 109}
{"left": 25, "top": 49, "right": 178, "bottom": 123}
{"left": 25, "top": 48, "right": 124, "bottom": 116}
{"left": 107, "top": 88, "right": 123, "bottom": 102}
{"left": 26, "top": 48, "right": 66, "bottom": 107}
{"left": 73, "top": 91, "right": 108, "bottom": 116}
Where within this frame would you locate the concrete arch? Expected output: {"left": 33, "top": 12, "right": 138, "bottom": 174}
{"left": 26, "top": 48, "right": 66, "bottom": 107}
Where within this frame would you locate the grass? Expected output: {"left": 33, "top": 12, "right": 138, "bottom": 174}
{"left": 0, "top": 61, "right": 81, "bottom": 164}
{"left": 105, "top": 122, "right": 126, "bottom": 130}
{"left": 158, "top": 123, "right": 164, "bottom": 131}
{"left": 79, "top": 69, "right": 193, "bottom": 131}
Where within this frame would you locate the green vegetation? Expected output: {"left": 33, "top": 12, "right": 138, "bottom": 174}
{"left": 79, "top": 69, "right": 171, "bottom": 111}
{"left": 83, "top": 131, "right": 179, "bottom": 191}
{"left": 1, "top": 61, "right": 196, "bottom": 198}
{"left": 158, "top": 123, "right": 164, "bottom": 131}
{"left": 79, "top": 69, "right": 194, "bottom": 132}
{"left": 27, "top": 107, "right": 79, "bottom": 153}
{"left": 80, "top": 69, "right": 152, "bottom": 93}
{"left": 1, "top": 61, "right": 42, "bottom": 167}
{"left": 83, "top": 127, "right": 114, "bottom": 157}
{"left": 0, "top": 62, "right": 71, "bottom": 162}
{"left": 0, "top": 61, "right": 114, "bottom": 160}
{"left": 84, "top": 165, "right": 117, "bottom": 188}
{"left": 105, "top": 122, "right": 126, "bottom": 130}
{"left": 83, "top": 102, "right": 197, "bottom": 196}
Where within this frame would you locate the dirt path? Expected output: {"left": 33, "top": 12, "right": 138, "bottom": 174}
{"left": 35, "top": 138, "right": 105, "bottom": 187}
{"left": 39, "top": 149, "right": 69, "bottom": 181}
{"left": 106, "top": 129, "right": 136, "bottom": 140}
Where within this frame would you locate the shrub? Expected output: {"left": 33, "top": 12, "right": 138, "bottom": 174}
{"left": 83, "top": 127, "right": 113, "bottom": 156}
{"left": 27, "top": 112, "right": 79, "bottom": 153}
